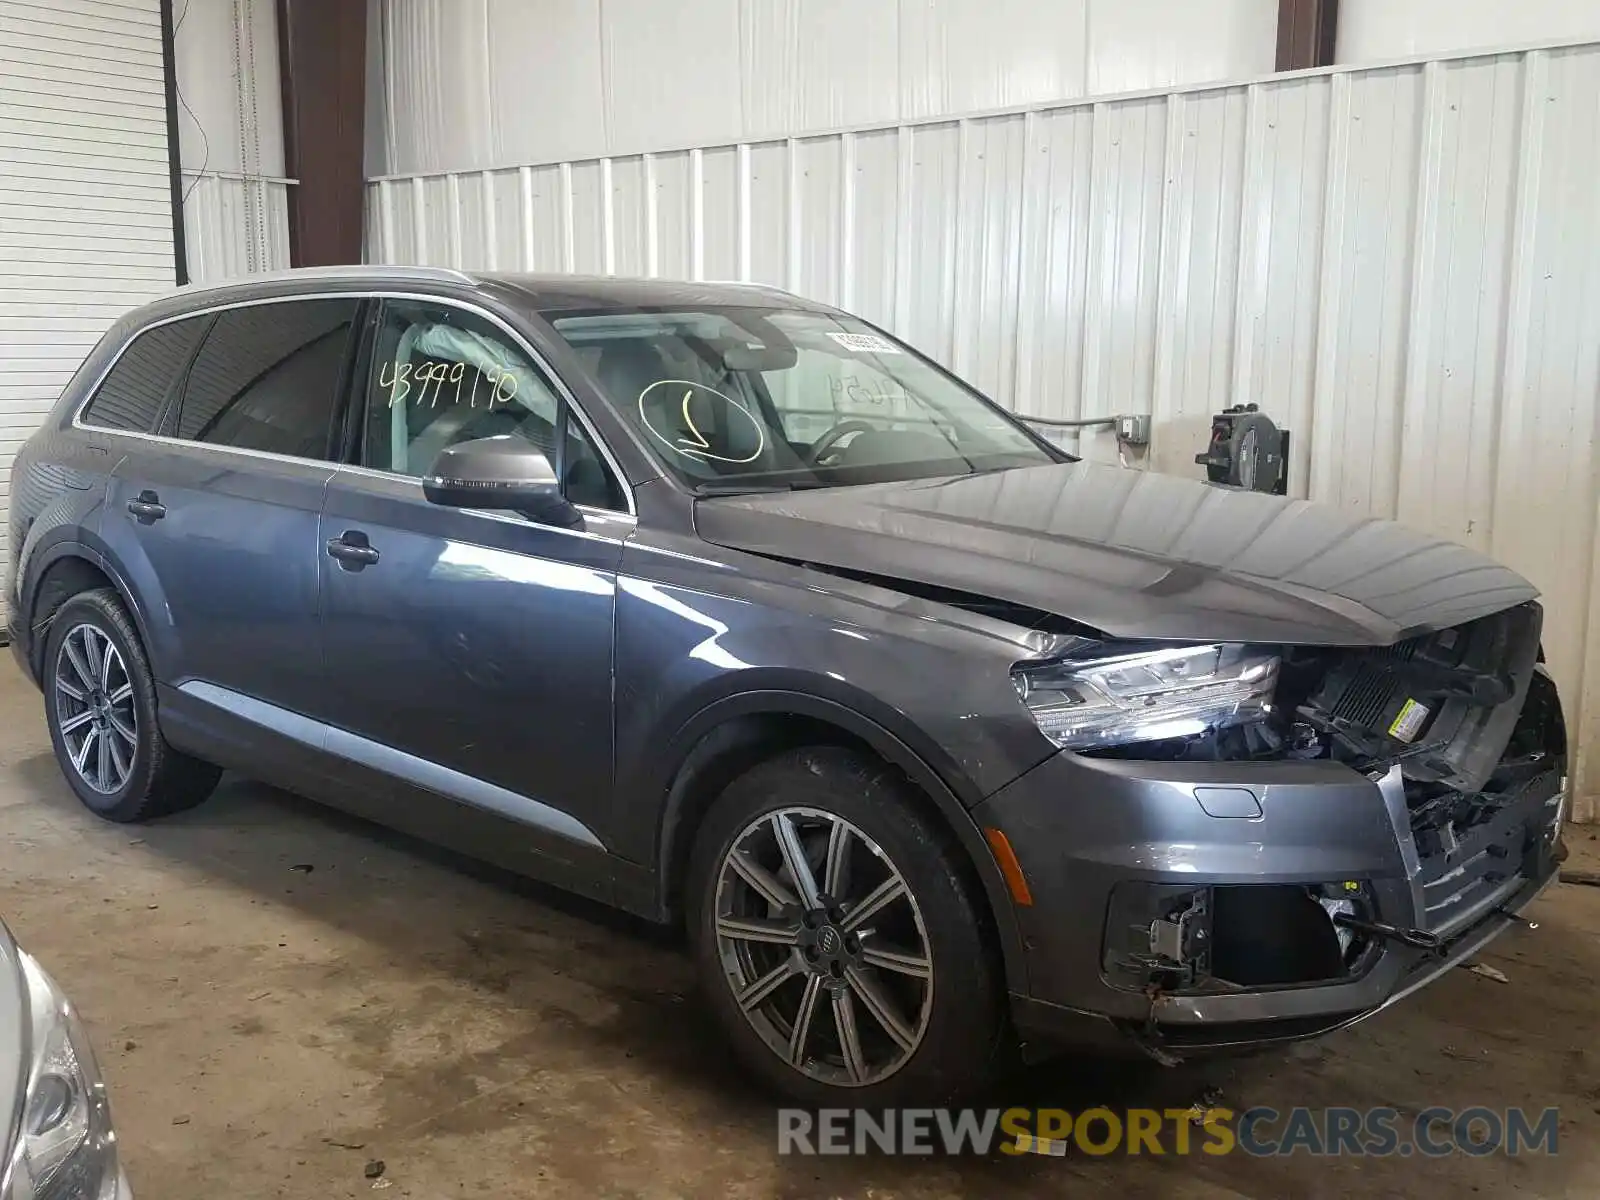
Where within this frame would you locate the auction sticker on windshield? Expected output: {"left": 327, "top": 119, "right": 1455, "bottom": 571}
{"left": 826, "top": 332, "right": 901, "bottom": 354}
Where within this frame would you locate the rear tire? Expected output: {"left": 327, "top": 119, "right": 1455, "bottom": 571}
{"left": 687, "top": 745, "right": 1009, "bottom": 1106}
{"left": 42, "top": 588, "right": 221, "bottom": 823}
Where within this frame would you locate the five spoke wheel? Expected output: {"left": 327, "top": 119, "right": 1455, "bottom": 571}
{"left": 713, "top": 806, "right": 934, "bottom": 1087}
{"left": 53, "top": 622, "right": 137, "bottom": 795}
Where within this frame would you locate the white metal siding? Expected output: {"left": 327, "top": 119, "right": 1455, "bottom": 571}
{"left": 368, "top": 42, "right": 1600, "bottom": 822}
{"left": 181, "top": 170, "right": 293, "bottom": 283}
{"left": 0, "top": 0, "right": 177, "bottom": 620}
{"left": 172, "top": 0, "right": 284, "bottom": 179}
{"left": 1339, "top": 0, "right": 1600, "bottom": 63}
{"left": 366, "top": 0, "right": 1278, "bottom": 175}
{"left": 173, "top": 0, "right": 292, "bottom": 284}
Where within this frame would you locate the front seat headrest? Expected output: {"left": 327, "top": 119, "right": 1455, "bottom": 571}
{"left": 596, "top": 339, "right": 669, "bottom": 404}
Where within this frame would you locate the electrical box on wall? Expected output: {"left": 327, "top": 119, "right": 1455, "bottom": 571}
{"left": 1115, "top": 414, "right": 1151, "bottom": 447}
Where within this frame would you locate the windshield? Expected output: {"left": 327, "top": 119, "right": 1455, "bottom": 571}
{"left": 548, "top": 307, "right": 1061, "bottom": 490}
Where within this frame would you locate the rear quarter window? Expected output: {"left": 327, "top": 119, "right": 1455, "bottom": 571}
{"left": 79, "top": 316, "right": 209, "bottom": 433}
{"left": 173, "top": 299, "right": 359, "bottom": 459}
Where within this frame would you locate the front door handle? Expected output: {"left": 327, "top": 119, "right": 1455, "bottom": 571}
{"left": 126, "top": 490, "right": 166, "bottom": 524}
{"left": 327, "top": 530, "right": 380, "bottom": 570}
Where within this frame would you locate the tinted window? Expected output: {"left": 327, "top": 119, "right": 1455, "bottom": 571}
{"left": 80, "top": 317, "right": 208, "bottom": 432}
{"left": 175, "top": 299, "right": 358, "bottom": 458}
{"left": 360, "top": 299, "right": 626, "bottom": 509}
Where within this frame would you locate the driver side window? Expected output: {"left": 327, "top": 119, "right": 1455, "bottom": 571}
{"left": 359, "top": 300, "right": 626, "bottom": 511}
{"left": 361, "top": 301, "right": 558, "bottom": 474}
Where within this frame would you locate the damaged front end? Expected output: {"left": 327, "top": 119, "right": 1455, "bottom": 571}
{"left": 1104, "top": 602, "right": 1564, "bottom": 1000}
{"left": 994, "top": 601, "right": 1567, "bottom": 1060}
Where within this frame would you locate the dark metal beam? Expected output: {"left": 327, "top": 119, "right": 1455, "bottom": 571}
{"left": 276, "top": 0, "right": 368, "bottom": 266}
{"left": 159, "top": 0, "right": 189, "bottom": 286}
{"left": 1276, "top": 0, "right": 1340, "bottom": 71}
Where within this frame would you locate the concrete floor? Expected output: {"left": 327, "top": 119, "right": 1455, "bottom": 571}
{"left": 2, "top": 656, "right": 1600, "bottom": 1198}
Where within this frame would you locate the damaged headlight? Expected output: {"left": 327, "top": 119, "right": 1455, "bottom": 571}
{"left": 1012, "top": 643, "right": 1279, "bottom": 751}
{"left": 2, "top": 950, "right": 125, "bottom": 1200}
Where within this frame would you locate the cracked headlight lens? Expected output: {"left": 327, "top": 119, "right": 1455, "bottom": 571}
{"left": 1013, "top": 643, "right": 1280, "bottom": 751}
{"left": 2, "top": 952, "right": 124, "bottom": 1200}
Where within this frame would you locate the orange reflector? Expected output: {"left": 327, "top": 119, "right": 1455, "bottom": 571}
{"left": 983, "top": 826, "right": 1034, "bottom": 907}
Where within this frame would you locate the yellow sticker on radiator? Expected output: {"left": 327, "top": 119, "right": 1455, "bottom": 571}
{"left": 1388, "top": 698, "right": 1430, "bottom": 743}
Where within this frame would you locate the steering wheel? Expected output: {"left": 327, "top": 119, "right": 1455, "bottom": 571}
{"left": 804, "top": 419, "right": 879, "bottom": 465}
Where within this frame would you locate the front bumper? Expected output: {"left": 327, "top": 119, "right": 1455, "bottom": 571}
{"left": 978, "top": 749, "right": 1563, "bottom": 1059}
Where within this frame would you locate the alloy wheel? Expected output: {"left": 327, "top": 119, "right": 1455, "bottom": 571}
{"left": 53, "top": 623, "right": 138, "bottom": 795}
{"left": 713, "top": 806, "right": 934, "bottom": 1087}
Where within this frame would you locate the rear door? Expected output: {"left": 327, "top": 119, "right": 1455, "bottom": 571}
{"left": 102, "top": 297, "right": 363, "bottom": 717}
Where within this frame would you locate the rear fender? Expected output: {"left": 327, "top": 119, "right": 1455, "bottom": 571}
{"left": 20, "top": 529, "right": 163, "bottom": 683}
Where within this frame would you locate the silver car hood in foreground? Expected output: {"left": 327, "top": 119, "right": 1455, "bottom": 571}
{"left": 696, "top": 460, "right": 1539, "bottom": 646}
{"left": 0, "top": 923, "right": 22, "bottom": 1178}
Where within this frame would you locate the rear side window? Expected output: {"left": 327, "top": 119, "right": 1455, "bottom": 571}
{"left": 79, "top": 317, "right": 208, "bottom": 432}
{"left": 174, "top": 299, "right": 359, "bottom": 459}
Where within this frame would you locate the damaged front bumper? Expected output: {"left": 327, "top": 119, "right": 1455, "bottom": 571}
{"left": 980, "top": 706, "right": 1565, "bottom": 1062}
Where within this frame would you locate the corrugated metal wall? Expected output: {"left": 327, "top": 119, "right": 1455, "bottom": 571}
{"left": 1339, "top": 0, "right": 1600, "bottom": 61}
{"left": 175, "top": 0, "right": 290, "bottom": 283}
{"left": 365, "top": 0, "right": 1278, "bottom": 175}
{"left": 181, "top": 170, "right": 292, "bottom": 282}
{"left": 365, "top": 42, "right": 1600, "bottom": 821}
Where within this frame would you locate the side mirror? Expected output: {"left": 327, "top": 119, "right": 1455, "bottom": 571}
{"left": 423, "top": 436, "right": 581, "bottom": 528}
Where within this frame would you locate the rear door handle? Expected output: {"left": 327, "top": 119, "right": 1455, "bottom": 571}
{"left": 126, "top": 491, "right": 166, "bottom": 523}
{"left": 327, "top": 530, "right": 380, "bottom": 570}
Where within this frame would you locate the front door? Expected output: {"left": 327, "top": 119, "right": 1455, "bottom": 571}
{"left": 317, "top": 297, "right": 632, "bottom": 875}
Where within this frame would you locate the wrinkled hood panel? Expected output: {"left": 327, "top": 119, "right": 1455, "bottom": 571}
{"left": 695, "top": 462, "right": 1539, "bottom": 646}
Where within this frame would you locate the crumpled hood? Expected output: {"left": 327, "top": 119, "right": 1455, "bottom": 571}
{"left": 694, "top": 461, "right": 1539, "bottom": 646}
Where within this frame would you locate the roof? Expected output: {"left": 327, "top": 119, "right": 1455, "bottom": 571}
{"left": 479, "top": 272, "right": 824, "bottom": 313}
{"left": 171, "top": 264, "right": 478, "bottom": 296}
{"left": 165, "top": 265, "right": 825, "bottom": 314}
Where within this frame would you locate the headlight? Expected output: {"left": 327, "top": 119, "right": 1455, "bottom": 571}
{"left": 1012, "top": 643, "right": 1279, "bottom": 751}
{"left": 2, "top": 952, "right": 124, "bottom": 1200}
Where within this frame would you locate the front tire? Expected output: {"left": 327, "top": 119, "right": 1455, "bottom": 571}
{"left": 687, "top": 746, "right": 1008, "bottom": 1105}
{"left": 42, "top": 588, "right": 221, "bottom": 822}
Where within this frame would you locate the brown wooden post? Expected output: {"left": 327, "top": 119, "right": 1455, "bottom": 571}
{"left": 1276, "top": 0, "right": 1340, "bottom": 71}
{"left": 276, "top": 0, "right": 368, "bottom": 266}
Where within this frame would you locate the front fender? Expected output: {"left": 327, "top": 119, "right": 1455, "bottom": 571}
{"left": 610, "top": 557, "right": 1050, "bottom": 1000}
{"left": 624, "top": 667, "right": 994, "bottom": 826}
{"left": 611, "top": 567, "right": 1051, "bottom": 822}
{"left": 640, "top": 685, "right": 1033, "bottom": 998}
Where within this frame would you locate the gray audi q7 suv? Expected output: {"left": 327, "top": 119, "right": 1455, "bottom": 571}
{"left": 7, "top": 266, "right": 1566, "bottom": 1103}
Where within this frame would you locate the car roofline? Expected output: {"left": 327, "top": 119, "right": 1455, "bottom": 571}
{"left": 172, "top": 264, "right": 480, "bottom": 298}
{"left": 164, "top": 266, "right": 828, "bottom": 315}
